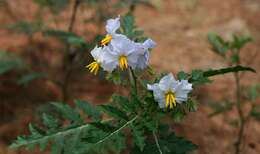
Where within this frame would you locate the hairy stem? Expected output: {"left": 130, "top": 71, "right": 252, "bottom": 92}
{"left": 234, "top": 71, "right": 245, "bottom": 154}
{"left": 62, "top": 0, "right": 81, "bottom": 102}
{"left": 233, "top": 50, "right": 245, "bottom": 154}
{"left": 128, "top": 68, "right": 138, "bottom": 95}
{"left": 153, "top": 132, "right": 163, "bottom": 154}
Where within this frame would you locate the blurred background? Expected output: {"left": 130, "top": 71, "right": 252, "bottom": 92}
{"left": 0, "top": 0, "right": 260, "bottom": 153}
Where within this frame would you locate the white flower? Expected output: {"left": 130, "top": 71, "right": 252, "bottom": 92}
{"left": 102, "top": 36, "right": 140, "bottom": 72}
{"left": 147, "top": 73, "right": 192, "bottom": 109}
{"left": 101, "top": 16, "right": 126, "bottom": 46}
{"left": 86, "top": 46, "right": 104, "bottom": 75}
{"left": 135, "top": 39, "right": 156, "bottom": 69}
{"left": 105, "top": 16, "right": 120, "bottom": 35}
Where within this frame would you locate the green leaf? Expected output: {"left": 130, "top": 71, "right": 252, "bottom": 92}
{"left": 190, "top": 69, "right": 211, "bottom": 85}
{"left": 208, "top": 32, "right": 230, "bottom": 56}
{"left": 51, "top": 102, "right": 83, "bottom": 125}
{"left": 111, "top": 95, "right": 136, "bottom": 113}
{"left": 131, "top": 122, "right": 146, "bottom": 151}
{"left": 29, "top": 124, "right": 45, "bottom": 138}
{"left": 17, "top": 72, "right": 47, "bottom": 86}
{"left": 121, "top": 13, "right": 145, "bottom": 39}
{"left": 131, "top": 132, "right": 198, "bottom": 154}
{"left": 43, "top": 29, "right": 86, "bottom": 45}
{"left": 99, "top": 105, "right": 129, "bottom": 121}
{"left": 231, "top": 34, "right": 252, "bottom": 50}
{"left": 74, "top": 99, "right": 101, "bottom": 121}
{"left": 177, "top": 71, "right": 189, "bottom": 80}
{"left": 51, "top": 136, "right": 65, "bottom": 154}
{"left": 42, "top": 113, "right": 60, "bottom": 130}
{"left": 90, "top": 122, "right": 116, "bottom": 133}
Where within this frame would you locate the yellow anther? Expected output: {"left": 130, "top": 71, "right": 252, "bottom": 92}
{"left": 118, "top": 55, "right": 128, "bottom": 70}
{"left": 165, "top": 91, "right": 176, "bottom": 109}
{"left": 86, "top": 61, "right": 100, "bottom": 75}
{"left": 101, "top": 35, "right": 112, "bottom": 46}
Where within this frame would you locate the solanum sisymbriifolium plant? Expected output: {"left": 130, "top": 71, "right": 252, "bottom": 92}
{"left": 10, "top": 13, "right": 256, "bottom": 154}
{"left": 207, "top": 33, "right": 259, "bottom": 154}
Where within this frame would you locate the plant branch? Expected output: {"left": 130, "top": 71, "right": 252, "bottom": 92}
{"left": 234, "top": 51, "right": 245, "bottom": 154}
{"left": 129, "top": 68, "right": 138, "bottom": 95}
{"left": 153, "top": 131, "right": 163, "bottom": 154}
{"left": 10, "top": 122, "right": 92, "bottom": 149}
{"left": 94, "top": 116, "right": 138, "bottom": 145}
{"left": 234, "top": 71, "right": 245, "bottom": 154}
{"left": 62, "top": 0, "right": 81, "bottom": 101}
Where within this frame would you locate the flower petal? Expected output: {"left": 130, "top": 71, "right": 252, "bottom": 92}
{"left": 91, "top": 46, "right": 103, "bottom": 60}
{"left": 175, "top": 80, "right": 192, "bottom": 103}
{"left": 147, "top": 83, "right": 165, "bottom": 108}
{"left": 159, "top": 73, "right": 178, "bottom": 91}
{"left": 143, "top": 38, "right": 156, "bottom": 49}
{"left": 105, "top": 16, "right": 120, "bottom": 34}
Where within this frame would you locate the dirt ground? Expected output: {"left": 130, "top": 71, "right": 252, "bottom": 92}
{"left": 0, "top": 0, "right": 260, "bottom": 154}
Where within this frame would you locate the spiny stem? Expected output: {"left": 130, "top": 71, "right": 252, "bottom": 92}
{"left": 153, "top": 132, "right": 163, "bottom": 154}
{"left": 128, "top": 68, "right": 138, "bottom": 95}
{"left": 233, "top": 49, "right": 245, "bottom": 154}
{"left": 234, "top": 71, "right": 245, "bottom": 154}
{"left": 62, "top": 0, "right": 81, "bottom": 102}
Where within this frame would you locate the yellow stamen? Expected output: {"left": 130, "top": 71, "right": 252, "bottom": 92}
{"left": 118, "top": 55, "right": 128, "bottom": 70}
{"left": 165, "top": 91, "right": 176, "bottom": 109}
{"left": 86, "top": 61, "right": 100, "bottom": 75}
{"left": 101, "top": 34, "right": 112, "bottom": 46}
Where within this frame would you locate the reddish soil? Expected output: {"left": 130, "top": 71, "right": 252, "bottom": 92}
{"left": 0, "top": 0, "right": 260, "bottom": 154}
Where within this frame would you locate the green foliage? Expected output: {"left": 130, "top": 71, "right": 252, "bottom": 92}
{"left": 0, "top": 51, "right": 46, "bottom": 86}
{"left": 208, "top": 32, "right": 253, "bottom": 64}
{"left": 131, "top": 130, "right": 198, "bottom": 154}
{"left": 33, "top": 0, "right": 70, "bottom": 14}
{"left": 177, "top": 65, "right": 256, "bottom": 86}
{"left": 10, "top": 100, "right": 134, "bottom": 154}
{"left": 9, "top": 10, "right": 259, "bottom": 154}
{"left": 251, "top": 105, "right": 260, "bottom": 121}
{"left": 17, "top": 72, "right": 47, "bottom": 86}
{"left": 0, "top": 51, "right": 26, "bottom": 75}
{"left": 247, "top": 84, "right": 260, "bottom": 102}
{"left": 208, "top": 32, "right": 257, "bottom": 153}
{"left": 230, "top": 34, "right": 252, "bottom": 50}
{"left": 208, "top": 101, "right": 233, "bottom": 117}
{"left": 6, "top": 21, "right": 45, "bottom": 36}
{"left": 121, "top": 13, "right": 145, "bottom": 40}
{"left": 203, "top": 65, "right": 256, "bottom": 77}
{"left": 99, "top": 105, "right": 129, "bottom": 121}
{"left": 208, "top": 32, "right": 230, "bottom": 56}
{"left": 43, "top": 29, "right": 87, "bottom": 46}
{"left": 74, "top": 99, "right": 101, "bottom": 121}
{"left": 190, "top": 69, "right": 211, "bottom": 85}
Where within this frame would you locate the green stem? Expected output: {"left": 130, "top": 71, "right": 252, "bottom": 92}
{"left": 233, "top": 49, "right": 245, "bottom": 154}
{"left": 62, "top": 0, "right": 81, "bottom": 102}
{"left": 234, "top": 71, "right": 245, "bottom": 154}
{"left": 128, "top": 68, "right": 138, "bottom": 95}
{"left": 94, "top": 116, "right": 138, "bottom": 145}
{"left": 153, "top": 131, "right": 163, "bottom": 154}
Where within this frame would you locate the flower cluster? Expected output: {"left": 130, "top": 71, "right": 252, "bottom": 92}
{"left": 86, "top": 16, "right": 192, "bottom": 109}
{"left": 86, "top": 16, "right": 156, "bottom": 75}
